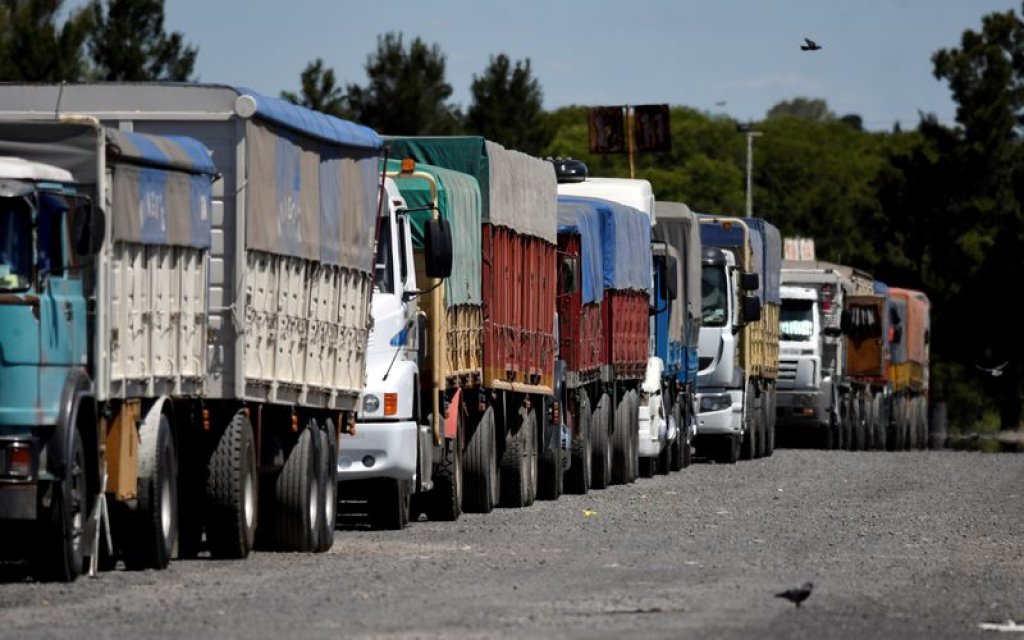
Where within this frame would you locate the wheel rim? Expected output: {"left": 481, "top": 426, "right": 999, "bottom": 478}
{"left": 69, "top": 447, "right": 84, "bottom": 559}
{"left": 243, "top": 456, "right": 256, "bottom": 530}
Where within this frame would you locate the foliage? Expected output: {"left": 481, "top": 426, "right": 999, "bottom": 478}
{"left": 88, "top": 0, "right": 196, "bottom": 81}
{"left": 466, "top": 54, "right": 553, "bottom": 155}
{"left": 281, "top": 58, "right": 349, "bottom": 118}
{"left": 345, "top": 32, "right": 462, "bottom": 136}
{"left": 0, "top": 0, "right": 93, "bottom": 81}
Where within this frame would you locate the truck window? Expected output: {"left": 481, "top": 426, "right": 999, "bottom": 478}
{"left": 0, "top": 196, "right": 32, "bottom": 291}
{"left": 701, "top": 265, "right": 728, "bottom": 327}
{"left": 781, "top": 299, "right": 815, "bottom": 341}
{"left": 374, "top": 218, "right": 394, "bottom": 294}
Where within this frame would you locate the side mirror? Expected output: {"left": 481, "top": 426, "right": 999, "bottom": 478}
{"left": 560, "top": 256, "right": 579, "bottom": 295}
{"left": 823, "top": 325, "right": 843, "bottom": 338}
{"left": 741, "top": 272, "right": 759, "bottom": 292}
{"left": 664, "top": 255, "right": 678, "bottom": 301}
{"left": 741, "top": 295, "right": 762, "bottom": 323}
{"left": 423, "top": 217, "right": 453, "bottom": 279}
{"left": 72, "top": 201, "right": 105, "bottom": 256}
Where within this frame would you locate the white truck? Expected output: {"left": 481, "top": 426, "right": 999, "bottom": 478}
{"left": 0, "top": 83, "right": 385, "bottom": 576}
{"left": 777, "top": 259, "right": 877, "bottom": 449}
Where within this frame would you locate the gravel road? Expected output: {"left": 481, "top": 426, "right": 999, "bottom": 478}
{"left": 1, "top": 450, "right": 1022, "bottom": 639}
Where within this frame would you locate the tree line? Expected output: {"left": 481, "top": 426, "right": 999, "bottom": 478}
{"left": 2, "top": 1, "right": 1022, "bottom": 432}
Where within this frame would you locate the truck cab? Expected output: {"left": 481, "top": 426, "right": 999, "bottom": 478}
{"left": 776, "top": 285, "right": 828, "bottom": 430}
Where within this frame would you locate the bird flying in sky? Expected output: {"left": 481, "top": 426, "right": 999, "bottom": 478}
{"left": 801, "top": 37, "right": 822, "bottom": 51}
{"left": 975, "top": 361, "right": 1009, "bottom": 377}
{"left": 775, "top": 582, "right": 814, "bottom": 607}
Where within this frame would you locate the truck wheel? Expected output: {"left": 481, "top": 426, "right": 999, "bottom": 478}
{"left": 426, "top": 407, "right": 463, "bottom": 522}
{"left": 463, "top": 408, "right": 498, "bottom": 513}
{"left": 33, "top": 427, "right": 87, "bottom": 581}
{"left": 590, "top": 395, "right": 612, "bottom": 489}
{"left": 273, "top": 424, "right": 321, "bottom": 551}
{"left": 753, "top": 398, "right": 766, "bottom": 459}
{"left": 206, "top": 412, "right": 258, "bottom": 559}
{"left": 740, "top": 397, "right": 756, "bottom": 461}
{"left": 372, "top": 478, "right": 410, "bottom": 530}
{"left": 627, "top": 391, "right": 640, "bottom": 482}
{"left": 850, "top": 399, "right": 863, "bottom": 452}
{"left": 315, "top": 420, "right": 338, "bottom": 551}
{"left": 565, "top": 394, "right": 592, "bottom": 494}
{"left": 682, "top": 416, "right": 693, "bottom": 468}
{"left": 669, "top": 403, "right": 684, "bottom": 472}
{"left": 611, "top": 394, "right": 630, "bottom": 484}
{"left": 526, "top": 406, "right": 539, "bottom": 505}
{"left": 656, "top": 435, "right": 671, "bottom": 475}
{"left": 764, "top": 392, "right": 776, "bottom": 457}
{"left": 125, "top": 413, "right": 177, "bottom": 571}
{"left": 537, "top": 440, "right": 563, "bottom": 500}
{"left": 717, "top": 435, "right": 739, "bottom": 464}
{"left": 500, "top": 405, "right": 533, "bottom": 508}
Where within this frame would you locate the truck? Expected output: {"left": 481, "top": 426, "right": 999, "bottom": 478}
{"left": 0, "top": 83, "right": 386, "bottom": 578}
{"left": 555, "top": 167, "right": 654, "bottom": 485}
{"left": 345, "top": 136, "right": 559, "bottom": 518}
{"left": 695, "top": 216, "right": 781, "bottom": 463}
{"left": 642, "top": 200, "right": 703, "bottom": 475}
{"left": 776, "top": 258, "right": 876, "bottom": 449}
{"left": 885, "top": 287, "right": 931, "bottom": 450}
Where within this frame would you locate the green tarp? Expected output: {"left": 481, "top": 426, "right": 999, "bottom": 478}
{"left": 383, "top": 159, "right": 481, "bottom": 306}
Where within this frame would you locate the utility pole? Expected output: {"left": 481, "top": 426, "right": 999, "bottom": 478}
{"left": 737, "top": 122, "right": 762, "bottom": 217}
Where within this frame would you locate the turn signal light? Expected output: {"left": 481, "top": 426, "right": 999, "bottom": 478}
{"left": 384, "top": 393, "right": 398, "bottom": 416}
{"left": 400, "top": 158, "right": 416, "bottom": 173}
{"left": 7, "top": 444, "right": 31, "bottom": 477}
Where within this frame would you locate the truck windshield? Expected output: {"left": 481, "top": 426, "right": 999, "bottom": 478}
{"left": 781, "top": 299, "right": 815, "bottom": 341}
{"left": 701, "top": 265, "right": 728, "bottom": 327}
{"left": 373, "top": 218, "right": 394, "bottom": 294}
{"left": 0, "top": 197, "right": 32, "bottom": 292}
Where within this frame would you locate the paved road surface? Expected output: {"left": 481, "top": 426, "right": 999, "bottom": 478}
{"left": 1, "top": 450, "right": 1022, "bottom": 639}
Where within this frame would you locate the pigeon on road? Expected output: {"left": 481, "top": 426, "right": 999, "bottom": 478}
{"left": 776, "top": 582, "right": 814, "bottom": 607}
{"left": 801, "top": 37, "right": 822, "bottom": 51}
{"left": 976, "top": 361, "right": 1009, "bottom": 377}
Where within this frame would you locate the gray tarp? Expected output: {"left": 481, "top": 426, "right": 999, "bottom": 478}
{"left": 654, "top": 201, "right": 702, "bottom": 345}
{"left": 247, "top": 120, "right": 379, "bottom": 272}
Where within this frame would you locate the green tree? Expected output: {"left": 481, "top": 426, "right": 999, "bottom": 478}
{"left": 931, "top": 4, "right": 1024, "bottom": 429}
{"left": 346, "top": 32, "right": 461, "bottom": 135}
{"left": 0, "top": 0, "right": 93, "bottom": 81}
{"left": 87, "top": 0, "right": 196, "bottom": 81}
{"left": 766, "top": 97, "right": 834, "bottom": 122}
{"left": 281, "top": 58, "right": 349, "bottom": 118}
{"left": 466, "top": 54, "right": 552, "bottom": 155}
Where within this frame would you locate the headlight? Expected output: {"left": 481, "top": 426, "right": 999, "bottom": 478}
{"left": 362, "top": 394, "right": 381, "bottom": 414}
{"left": 699, "top": 394, "right": 732, "bottom": 413}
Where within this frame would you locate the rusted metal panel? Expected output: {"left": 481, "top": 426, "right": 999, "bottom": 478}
{"left": 603, "top": 289, "right": 649, "bottom": 380}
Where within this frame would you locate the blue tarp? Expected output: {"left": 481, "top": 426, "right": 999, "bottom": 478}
{"left": 698, "top": 215, "right": 782, "bottom": 304}
{"left": 106, "top": 129, "right": 217, "bottom": 249}
{"left": 561, "top": 196, "right": 650, "bottom": 291}
{"left": 557, "top": 197, "right": 605, "bottom": 305}
{"left": 238, "top": 86, "right": 383, "bottom": 151}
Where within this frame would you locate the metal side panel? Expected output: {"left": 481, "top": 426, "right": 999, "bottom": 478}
{"left": 108, "top": 242, "right": 208, "bottom": 397}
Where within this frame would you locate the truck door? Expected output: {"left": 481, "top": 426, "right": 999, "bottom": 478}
{"left": 35, "top": 193, "right": 87, "bottom": 404}
{"left": 844, "top": 294, "right": 885, "bottom": 378}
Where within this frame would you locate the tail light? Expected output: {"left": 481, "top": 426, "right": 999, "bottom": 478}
{"left": 551, "top": 401, "right": 561, "bottom": 426}
{"left": 820, "top": 284, "right": 834, "bottom": 313}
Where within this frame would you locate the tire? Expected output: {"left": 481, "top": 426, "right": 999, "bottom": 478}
{"left": 627, "top": 391, "right": 640, "bottom": 483}
{"left": 426, "top": 406, "right": 463, "bottom": 522}
{"left": 669, "top": 402, "right": 685, "bottom": 472}
{"left": 753, "top": 396, "right": 766, "bottom": 459}
{"left": 537, "top": 403, "right": 564, "bottom": 501}
{"left": 611, "top": 394, "right": 630, "bottom": 485}
{"left": 740, "top": 394, "right": 756, "bottom": 461}
{"left": 500, "top": 404, "right": 534, "bottom": 508}
{"left": 205, "top": 412, "right": 258, "bottom": 559}
{"left": 372, "top": 478, "right": 410, "bottom": 530}
{"left": 315, "top": 420, "right": 338, "bottom": 551}
{"left": 273, "top": 424, "right": 321, "bottom": 552}
{"left": 851, "top": 398, "right": 863, "bottom": 452}
{"left": 125, "top": 413, "right": 177, "bottom": 571}
{"left": 821, "top": 423, "right": 834, "bottom": 450}
{"left": 565, "top": 393, "right": 592, "bottom": 494}
{"left": 463, "top": 408, "right": 498, "bottom": 513}
{"left": 33, "top": 427, "right": 87, "bottom": 581}
{"left": 717, "top": 434, "right": 739, "bottom": 464}
{"left": 590, "top": 395, "right": 612, "bottom": 490}
{"left": 765, "top": 391, "right": 776, "bottom": 457}
{"left": 525, "top": 406, "right": 539, "bottom": 506}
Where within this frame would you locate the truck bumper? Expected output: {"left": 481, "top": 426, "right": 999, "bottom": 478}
{"left": 338, "top": 421, "right": 417, "bottom": 482}
{"left": 0, "top": 482, "right": 38, "bottom": 520}
{"left": 776, "top": 391, "right": 829, "bottom": 430}
{"left": 637, "top": 405, "right": 664, "bottom": 458}
{"left": 696, "top": 390, "right": 743, "bottom": 436}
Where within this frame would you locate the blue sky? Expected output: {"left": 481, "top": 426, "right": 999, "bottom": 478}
{"left": 147, "top": 0, "right": 1018, "bottom": 131}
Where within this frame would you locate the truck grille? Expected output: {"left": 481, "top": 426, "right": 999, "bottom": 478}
{"left": 777, "top": 359, "right": 798, "bottom": 389}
